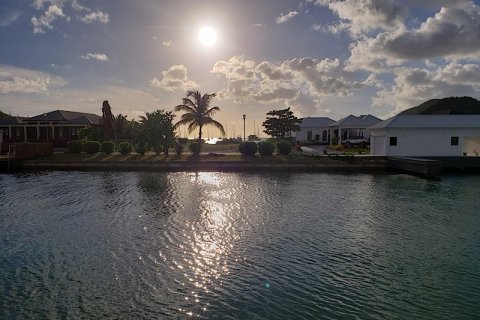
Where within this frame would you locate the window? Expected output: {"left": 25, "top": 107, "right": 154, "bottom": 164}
{"left": 389, "top": 137, "right": 397, "bottom": 146}
{"left": 307, "top": 130, "right": 312, "bottom": 141}
{"left": 451, "top": 136, "right": 459, "bottom": 146}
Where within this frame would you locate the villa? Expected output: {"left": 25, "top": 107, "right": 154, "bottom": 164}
{"left": 368, "top": 115, "right": 480, "bottom": 157}
{"left": 296, "top": 117, "right": 334, "bottom": 144}
{"left": 0, "top": 110, "right": 102, "bottom": 147}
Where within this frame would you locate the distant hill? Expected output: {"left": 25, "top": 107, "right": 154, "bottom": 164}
{"left": 400, "top": 97, "right": 480, "bottom": 115}
{"left": 0, "top": 110, "right": 12, "bottom": 120}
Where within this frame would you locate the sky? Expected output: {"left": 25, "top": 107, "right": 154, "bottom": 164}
{"left": 1, "top": 0, "right": 480, "bottom": 138}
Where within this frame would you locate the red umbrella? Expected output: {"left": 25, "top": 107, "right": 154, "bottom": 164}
{"left": 102, "top": 100, "right": 116, "bottom": 140}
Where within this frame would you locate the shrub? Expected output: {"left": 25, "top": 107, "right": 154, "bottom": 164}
{"left": 101, "top": 141, "right": 115, "bottom": 154}
{"left": 258, "top": 141, "right": 275, "bottom": 157}
{"left": 189, "top": 142, "right": 201, "bottom": 155}
{"left": 118, "top": 142, "right": 132, "bottom": 155}
{"left": 175, "top": 143, "right": 184, "bottom": 155}
{"left": 239, "top": 141, "right": 257, "bottom": 156}
{"left": 67, "top": 140, "right": 83, "bottom": 153}
{"left": 134, "top": 142, "right": 148, "bottom": 155}
{"left": 82, "top": 141, "right": 101, "bottom": 154}
{"left": 276, "top": 140, "right": 292, "bottom": 155}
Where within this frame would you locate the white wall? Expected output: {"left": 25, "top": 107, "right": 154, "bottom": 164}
{"left": 296, "top": 127, "right": 330, "bottom": 143}
{"left": 370, "top": 128, "right": 480, "bottom": 156}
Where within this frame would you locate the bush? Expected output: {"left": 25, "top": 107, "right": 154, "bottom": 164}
{"left": 276, "top": 140, "right": 292, "bottom": 155}
{"left": 82, "top": 141, "right": 101, "bottom": 154}
{"left": 118, "top": 142, "right": 132, "bottom": 155}
{"left": 239, "top": 141, "right": 257, "bottom": 156}
{"left": 101, "top": 141, "right": 115, "bottom": 154}
{"left": 67, "top": 140, "right": 83, "bottom": 153}
{"left": 258, "top": 141, "right": 275, "bottom": 157}
{"left": 189, "top": 142, "right": 201, "bottom": 155}
{"left": 135, "top": 142, "right": 148, "bottom": 155}
{"left": 175, "top": 143, "right": 184, "bottom": 155}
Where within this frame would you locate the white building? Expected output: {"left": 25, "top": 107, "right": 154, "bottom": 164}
{"left": 368, "top": 115, "right": 480, "bottom": 156}
{"left": 328, "top": 114, "right": 382, "bottom": 144}
{"left": 296, "top": 117, "right": 334, "bottom": 143}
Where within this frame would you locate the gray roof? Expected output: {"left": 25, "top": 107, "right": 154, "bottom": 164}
{"left": 0, "top": 116, "right": 27, "bottom": 126}
{"left": 23, "top": 110, "right": 102, "bottom": 125}
{"left": 329, "top": 114, "right": 382, "bottom": 127}
{"left": 368, "top": 115, "right": 480, "bottom": 130}
{"left": 300, "top": 117, "right": 335, "bottom": 127}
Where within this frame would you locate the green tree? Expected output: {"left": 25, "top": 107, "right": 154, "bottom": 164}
{"left": 262, "top": 107, "right": 302, "bottom": 139}
{"left": 139, "top": 110, "right": 176, "bottom": 155}
{"left": 174, "top": 90, "right": 225, "bottom": 147}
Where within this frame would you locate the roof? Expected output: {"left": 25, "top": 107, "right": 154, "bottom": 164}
{"left": 300, "top": 117, "right": 335, "bottom": 127}
{"left": 368, "top": 115, "right": 480, "bottom": 130}
{"left": 0, "top": 116, "right": 27, "bottom": 126}
{"left": 23, "top": 110, "right": 102, "bottom": 125}
{"left": 399, "top": 96, "right": 480, "bottom": 115}
{"left": 329, "top": 114, "right": 382, "bottom": 127}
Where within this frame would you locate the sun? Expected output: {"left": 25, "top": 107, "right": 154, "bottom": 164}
{"left": 198, "top": 26, "right": 217, "bottom": 47}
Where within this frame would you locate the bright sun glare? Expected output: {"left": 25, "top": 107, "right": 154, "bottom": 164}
{"left": 198, "top": 26, "right": 217, "bottom": 47}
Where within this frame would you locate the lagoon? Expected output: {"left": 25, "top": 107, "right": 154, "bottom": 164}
{"left": 1, "top": 171, "right": 479, "bottom": 319}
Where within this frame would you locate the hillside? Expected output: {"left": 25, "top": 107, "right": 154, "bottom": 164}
{"left": 0, "top": 110, "right": 12, "bottom": 120}
{"left": 400, "top": 97, "right": 480, "bottom": 115}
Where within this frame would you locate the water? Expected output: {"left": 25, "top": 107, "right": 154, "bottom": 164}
{"left": 0, "top": 171, "right": 479, "bottom": 319}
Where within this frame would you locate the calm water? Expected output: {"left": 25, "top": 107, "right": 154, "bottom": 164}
{"left": 1, "top": 171, "right": 479, "bottom": 319}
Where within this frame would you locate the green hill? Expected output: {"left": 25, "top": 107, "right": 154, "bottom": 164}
{"left": 0, "top": 110, "right": 12, "bottom": 120}
{"left": 400, "top": 97, "right": 480, "bottom": 115}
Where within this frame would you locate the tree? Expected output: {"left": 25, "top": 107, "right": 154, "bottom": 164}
{"left": 174, "top": 90, "right": 225, "bottom": 146}
{"left": 262, "top": 107, "right": 302, "bottom": 139}
{"left": 139, "top": 110, "right": 176, "bottom": 155}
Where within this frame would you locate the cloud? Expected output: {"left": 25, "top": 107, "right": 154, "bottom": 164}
{"left": 79, "top": 11, "right": 109, "bottom": 24}
{"left": 162, "top": 40, "right": 172, "bottom": 47}
{"left": 0, "top": 11, "right": 21, "bottom": 27}
{"left": 347, "top": 2, "right": 480, "bottom": 71}
{"left": 211, "top": 55, "right": 365, "bottom": 110}
{"left": 31, "top": 4, "right": 69, "bottom": 33}
{"left": 0, "top": 65, "right": 67, "bottom": 94}
{"left": 80, "top": 53, "right": 109, "bottom": 61}
{"left": 149, "top": 65, "right": 199, "bottom": 91}
{"left": 71, "top": 0, "right": 89, "bottom": 12}
{"left": 276, "top": 11, "right": 298, "bottom": 24}
{"left": 252, "top": 23, "right": 265, "bottom": 28}
{"left": 373, "top": 62, "right": 480, "bottom": 113}
{"left": 315, "top": 0, "right": 406, "bottom": 37}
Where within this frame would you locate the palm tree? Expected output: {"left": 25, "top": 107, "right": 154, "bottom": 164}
{"left": 174, "top": 90, "right": 225, "bottom": 144}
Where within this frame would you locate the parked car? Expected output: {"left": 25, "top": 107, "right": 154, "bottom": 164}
{"left": 342, "top": 136, "right": 369, "bottom": 148}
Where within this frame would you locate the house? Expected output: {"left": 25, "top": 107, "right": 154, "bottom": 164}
{"left": 328, "top": 114, "right": 382, "bottom": 144}
{"left": 0, "top": 110, "right": 102, "bottom": 147}
{"left": 368, "top": 115, "right": 480, "bottom": 156}
{"left": 296, "top": 117, "right": 334, "bottom": 143}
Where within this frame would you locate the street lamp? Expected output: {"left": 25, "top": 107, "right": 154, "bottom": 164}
{"left": 243, "top": 114, "right": 246, "bottom": 157}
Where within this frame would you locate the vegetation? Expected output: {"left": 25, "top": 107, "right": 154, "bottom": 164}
{"left": 79, "top": 126, "right": 104, "bottom": 142}
{"left": 248, "top": 134, "right": 259, "bottom": 141}
{"left": 139, "top": 109, "right": 175, "bottom": 155}
{"left": 175, "top": 143, "right": 184, "bottom": 155}
{"left": 82, "top": 141, "right": 101, "bottom": 154}
{"left": 276, "top": 140, "right": 292, "bottom": 155}
{"left": 118, "top": 142, "right": 132, "bottom": 155}
{"left": 67, "top": 140, "right": 83, "bottom": 153}
{"left": 239, "top": 141, "right": 258, "bottom": 156}
{"left": 174, "top": 90, "right": 226, "bottom": 151}
{"left": 400, "top": 96, "right": 480, "bottom": 115}
{"left": 0, "top": 110, "right": 11, "bottom": 120}
{"left": 101, "top": 141, "right": 115, "bottom": 154}
{"left": 189, "top": 142, "right": 201, "bottom": 155}
{"left": 262, "top": 107, "right": 302, "bottom": 139}
{"left": 258, "top": 141, "right": 275, "bottom": 157}
{"left": 134, "top": 142, "right": 148, "bottom": 155}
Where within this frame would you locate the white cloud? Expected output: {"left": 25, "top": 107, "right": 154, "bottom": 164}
{"left": 315, "top": 0, "right": 406, "bottom": 37}
{"left": 80, "top": 11, "right": 109, "bottom": 24}
{"left": 0, "top": 11, "right": 21, "bottom": 27}
{"left": 71, "top": 0, "right": 89, "bottom": 12}
{"left": 373, "top": 63, "right": 480, "bottom": 113}
{"left": 80, "top": 53, "right": 109, "bottom": 61}
{"left": 276, "top": 11, "right": 298, "bottom": 24}
{"left": 0, "top": 65, "right": 67, "bottom": 94}
{"left": 252, "top": 23, "right": 265, "bottom": 28}
{"left": 162, "top": 40, "right": 172, "bottom": 47}
{"left": 348, "top": 2, "right": 480, "bottom": 71}
{"left": 31, "top": 4, "right": 69, "bottom": 33}
{"left": 211, "top": 55, "right": 365, "bottom": 109}
{"left": 149, "top": 65, "right": 199, "bottom": 91}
